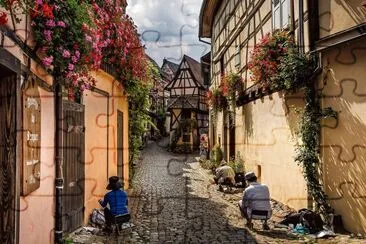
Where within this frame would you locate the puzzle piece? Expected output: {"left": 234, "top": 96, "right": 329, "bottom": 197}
{"left": 128, "top": 0, "right": 209, "bottom": 64}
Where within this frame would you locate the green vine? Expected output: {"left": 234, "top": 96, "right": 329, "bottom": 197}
{"left": 295, "top": 80, "right": 338, "bottom": 225}
{"left": 126, "top": 61, "right": 156, "bottom": 178}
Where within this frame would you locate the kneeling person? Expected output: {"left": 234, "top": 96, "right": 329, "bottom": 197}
{"left": 214, "top": 161, "right": 236, "bottom": 191}
{"left": 99, "top": 176, "right": 129, "bottom": 231}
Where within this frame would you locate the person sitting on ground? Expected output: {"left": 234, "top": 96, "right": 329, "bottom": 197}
{"left": 214, "top": 160, "right": 236, "bottom": 191}
{"left": 238, "top": 172, "right": 272, "bottom": 230}
{"left": 99, "top": 176, "right": 129, "bottom": 232}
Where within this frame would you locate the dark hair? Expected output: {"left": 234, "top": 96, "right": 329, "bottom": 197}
{"left": 247, "top": 176, "right": 257, "bottom": 182}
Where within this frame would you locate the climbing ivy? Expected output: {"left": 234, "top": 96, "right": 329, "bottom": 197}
{"left": 126, "top": 61, "right": 157, "bottom": 179}
{"left": 295, "top": 80, "right": 338, "bottom": 225}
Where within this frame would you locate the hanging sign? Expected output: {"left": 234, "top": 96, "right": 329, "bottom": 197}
{"left": 22, "top": 77, "right": 41, "bottom": 196}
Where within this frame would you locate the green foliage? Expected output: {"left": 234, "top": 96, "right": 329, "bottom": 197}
{"left": 210, "top": 144, "right": 223, "bottom": 166}
{"left": 275, "top": 49, "right": 316, "bottom": 90}
{"left": 126, "top": 62, "right": 154, "bottom": 173}
{"left": 228, "top": 152, "right": 245, "bottom": 173}
{"left": 222, "top": 72, "right": 243, "bottom": 109}
{"left": 295, "top": 82, "right": 338, "bottom": 225}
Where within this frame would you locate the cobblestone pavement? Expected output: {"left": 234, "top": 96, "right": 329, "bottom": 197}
{"left": 67, "top": 139, "right": 366, "bottom": 244}
{"left": 68, "top": 139, "right": 255, "bottom": 243}
{"left": 124, "top": 139, "right": 255, "bottom": 243}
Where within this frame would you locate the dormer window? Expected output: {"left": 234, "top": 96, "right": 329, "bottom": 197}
{"left": 273, "top": 0, "right": 290, "bottom": 30}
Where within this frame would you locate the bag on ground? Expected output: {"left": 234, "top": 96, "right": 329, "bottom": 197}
{"left": 90, "top": 209, "right": 105, "bottom": 227}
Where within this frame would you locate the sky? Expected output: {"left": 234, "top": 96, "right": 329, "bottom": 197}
{"left": 126, "top": 0, "right": 210, "bottom": 67}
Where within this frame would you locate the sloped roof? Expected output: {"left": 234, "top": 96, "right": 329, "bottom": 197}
{"left": 199, "top": 0, "right": 223, "bottom": 38}
{"left": 165, "top": 55, "right": 205, "bottom": 90}
{"left": 162, "top": 59, "right": 179, "bottom": 74}
{"left": 184, "top": 55, "right": 204, "bottom": 88}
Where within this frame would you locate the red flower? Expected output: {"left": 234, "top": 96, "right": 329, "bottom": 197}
{"left": 0, "top": 12, "right": 8, "bottom": 26}
{"left": 42, "top": 4, "right": 54, "bottom": 19}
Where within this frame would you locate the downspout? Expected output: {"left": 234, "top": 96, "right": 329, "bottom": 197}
{"left": 54, "top": 76, "right": 64, "bottom": 244}
{"left": 299, "top": 0, "right": 305, "bottom": 53}
{"left": 107, "top": 94, "right": 109, "bottom": 180}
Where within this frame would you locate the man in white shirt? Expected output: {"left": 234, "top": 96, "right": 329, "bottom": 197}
{"left": 238, "top": 172, "right": 272, "bottom": 230}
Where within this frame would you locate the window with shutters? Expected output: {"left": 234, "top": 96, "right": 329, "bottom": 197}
{"left": 273, "top": 0, "right": 290, "bottom": 30}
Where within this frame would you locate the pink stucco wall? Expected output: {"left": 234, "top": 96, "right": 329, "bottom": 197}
{"left": 19, "top": 87, "right": 55, "bottom": 244}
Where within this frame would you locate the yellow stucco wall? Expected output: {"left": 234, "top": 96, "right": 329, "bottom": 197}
{"left": 319, "top": 38, "right": 366, "bottom": 234}
{"left": 83, "top": 70, "right": 129, "bottom": 224}
{"left": 209, "top": 0, "right": 310, "bottom": 210}
{"left": 319, "top": 0, "right": 366, "bottom": 39}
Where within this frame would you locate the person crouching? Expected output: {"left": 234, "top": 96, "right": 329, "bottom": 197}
{"left": 99, "top": 176, "right": 129, "bottom": 232}
{"left": 238, "top": 172, "right": 272, "bottom": 230}
{"left": 214, "top": 160, "right": 236, "bottom": 191}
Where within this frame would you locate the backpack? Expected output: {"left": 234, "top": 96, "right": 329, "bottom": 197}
{"left": 299, "top": 209, "right": 324, "bottom": 234}
{"left": 90, "top": 209, "right": 105, "bottom": 227}
{"left": 280, "top": 209, "right": 324, "bottom": 234}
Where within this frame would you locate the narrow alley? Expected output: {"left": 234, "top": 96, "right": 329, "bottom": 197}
{"left": 69, "top": 139, "right": 255, "bottom": 243}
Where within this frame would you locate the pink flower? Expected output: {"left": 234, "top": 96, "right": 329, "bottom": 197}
{"left": 75, "top": 50, "right": 80, "bottom": 58}
{"left": 71, "top": 56, "right": 78, "bottom": 63}
{"left": 42, "top": 56, "right": 54, "bottom": 67}
{"left": 85, "top": 35, "right": 92, "bottom": 42}
{"left": 36, "top": 0, "right": 42, "bottom": 5}
{"left": 62, "top": 50, "right": 71, "bottom": 58}
{"left": 68, "top": 63, "right": 74, "bottom": 71}
{"left": 57, "top": 21, "right": 66, "bottom": 28}
{"left": 46, "top": 19, "right": 56, "bottom": 27}
{"left": 44, "top": 30, "right": 52, "bottom": 42}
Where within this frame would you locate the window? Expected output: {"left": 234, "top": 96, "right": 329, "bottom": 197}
{"left": 273, "top": 0, "right": 290, "bottom": 30}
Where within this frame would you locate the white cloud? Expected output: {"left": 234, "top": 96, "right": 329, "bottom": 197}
{"left": 127, "top": 0, "right": 210, "bottom": 66}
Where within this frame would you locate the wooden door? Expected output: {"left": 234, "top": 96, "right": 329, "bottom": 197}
{"left": 62, "top": 101, "right": 85, "bottom": 233}
{"left": 117, "top": 110, "right": 124, "bottom": 181}
{"left": 0, "top": 71, "right": 16, "bottom": 244}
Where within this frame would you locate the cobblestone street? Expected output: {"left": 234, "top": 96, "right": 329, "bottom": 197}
{"left": 68, "top": 139, "right": 255, "bottom": 243}
{"left": 67, "top": 139, "right": 366, "bottom": 244}
{"left": 124, "top": 139, "right": 255, "bottom": 243}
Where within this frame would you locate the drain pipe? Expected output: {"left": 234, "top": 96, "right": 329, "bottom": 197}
{"left": 54, "top": 77, "right": 64, "bottom": 244}
{"left": 299, "top": 0, "right": 305, "bottom": 53}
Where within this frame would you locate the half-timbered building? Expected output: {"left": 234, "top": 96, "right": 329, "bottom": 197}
{"left": 200, "top": 0, "right": 366, "bottom": 234}
{"left": 165, "top": 55, "right": 209, "bottom": 151}
{"left": 161, "top": 59, "right": 179, "bottom": 134}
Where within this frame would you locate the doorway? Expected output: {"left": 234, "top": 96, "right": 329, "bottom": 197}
{"left": 62, "top": 100, "right": 85, "bottom": 233}
{"left": 0, "top": 65, "right": 17, "bottom": 244}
